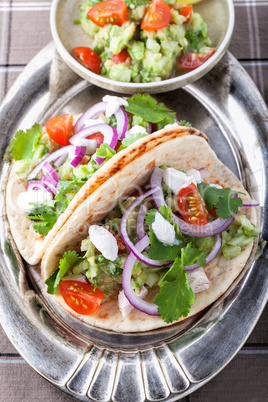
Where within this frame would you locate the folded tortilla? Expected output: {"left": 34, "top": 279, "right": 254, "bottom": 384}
{"left": 40, "top": 127, "right": 257, "bottom": 332}
{"left": 6, "top": 124, "right": 204, "bottom": 265}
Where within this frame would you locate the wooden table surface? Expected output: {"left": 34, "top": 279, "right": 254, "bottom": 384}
{"left": 0, "top": 1, "right": 267, "bottom": 401}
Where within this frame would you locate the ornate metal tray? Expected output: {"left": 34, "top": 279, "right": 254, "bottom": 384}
{"left": 0, "top": 42, "right": 267, "bottom": 401}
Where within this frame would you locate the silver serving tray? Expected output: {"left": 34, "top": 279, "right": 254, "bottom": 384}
{"left": 0, "top": 42, "right": 267, "bottom": 401}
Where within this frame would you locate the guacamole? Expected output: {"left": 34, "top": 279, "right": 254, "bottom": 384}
{"left": 75, "top": 0, "right": 215, "bottom": 83}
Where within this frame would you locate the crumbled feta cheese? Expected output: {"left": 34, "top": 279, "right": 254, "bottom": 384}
{"left": 17, "top": 188, "right": 53, "bottom": 212}
{"left": 102, "top": 95, "right": 129, "bottom": 118}
{"left": 152, "top": 211, "right": 175, "bottom": 245}
{"left": 163, "top": 168, "right": 196, "bottom": 195}
{"left": 186, "top": 169, "right": 202, "bottom": 184}
{"left": 89, "top": 225, "right": 118, "bottom": 261}
{"left": 118, "top": 287, "right": 148, "bottom": 317}
{"left": 209, "top": 183, "right": 223, "bottom": 189}
{"left": 84, "top": 118, "right": 104, "bottom": 127}
{"left": 125, "top": 125, "right": 147, "bottom": 138}
{"left": 72, "top": 138, "right": 97, "bottom": 155}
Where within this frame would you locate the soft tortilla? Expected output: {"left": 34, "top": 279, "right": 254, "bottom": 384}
{"left": 41, "top": 131, "right": 257, "bottom": 333}
{"left": 6, "top": 124, "right": 204, "bottom": 265}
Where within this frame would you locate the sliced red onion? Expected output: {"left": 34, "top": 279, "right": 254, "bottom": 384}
{"left": 150, "top": 166, "right": 235, "bottom": 238}
{"left": 27, "top": 145, "right": 75, "bottom": 180}
{"left": 54, "top": 154, "right": 68, "bottom": 168}
{"left": 137, "top": 204, "right": 147, "bottom": 240}
{"left": 120, "top": 188, "right": 171, "bottom": 267}
{"left": 115, "top": 106, "right": 128, "bottom": 140}
{"left": 69, "top": 146, "right": 87, "bottom": 167}
{"left": 74, "top": 102, "right": 128, "bottom": 140}
{"left": 74, "top": 102, "right": 107, "bottom": 134}
{"left": 42, "top": 162, "right": 59, "bottom": 182}
{"left": 27, "top": 180, "right": 51, "bottom": 192}
{"left": 242, "top": 200, "right": 259, "bottom": 207}
{"left": 122, "top": 235, "right": 160, "bottom": 316}
{"left": 199, "top": 168, "right": 210, "bottom": 181}
{"left": 184, "top": 233, "right": 222, "bottom": 271}
{"left": 69, "top": 124, "right": 118, "bottom": 165}
{"left": 40, "top": 176, "right": 58, "bottom": 195}
{"left": 147, "top": 122, "right": 153, "bottom": 134}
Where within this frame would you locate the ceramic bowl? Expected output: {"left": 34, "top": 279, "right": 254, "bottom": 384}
{"left": 50, "top": 0, "right": 234, "bottom": 94}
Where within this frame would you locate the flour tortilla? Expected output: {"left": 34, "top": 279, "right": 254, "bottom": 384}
{"left": 41, "top": 131, "right": 258, "bottom": 332}
{"left": 6, "top": 124, "right": 203, "bottom": 265}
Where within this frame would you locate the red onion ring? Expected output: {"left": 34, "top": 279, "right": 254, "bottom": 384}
{"left": 74, "top": 102, "right": 128, "bottom": 139}
{"left": 184, "top": 233, "right": 222, "bottom": 271}
{"left": 122, "top": 235, "right": 160, "bottom": 316}
{"left": 69, "top": 124, "right": 118, "bottom": 165}
{"left": 242, "top": 200, "right": 259, "bottom": 207}
{"left": 137, "top": 204, "right": 147, "bottom": 240}
{"left": 40, "top": 176, "right": 58, "bottom": 195}
{"left": 53, "top": 154, "right": 68, "bottom": 168}
{"left": 27, "top": 145, "right": 75, "bottom": 180}
{"left": 69, "top": 146, "right": 87, "bottom": 167}
{"left": 120, "top": 188, "right": 171, "bottom": 267}
{"left": 42, "top": 162, "right": 59, "bottom": 182}
{"left": 27, "top": 180, "right": 51, "bottom": 193}
{"left": 150, "top": 167, "right": 235, "bottom": 238}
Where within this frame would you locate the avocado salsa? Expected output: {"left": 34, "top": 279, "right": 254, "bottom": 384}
{"left": 74, "top": 0, "right": 215, "bottom": 83}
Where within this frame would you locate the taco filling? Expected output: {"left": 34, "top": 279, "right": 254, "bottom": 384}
{"left": 45, "top": 165, "right": 260, "bottom": 324}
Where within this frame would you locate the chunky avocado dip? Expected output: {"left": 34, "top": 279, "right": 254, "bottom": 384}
{"left": 73, "top": 0, "right": 215, "bottom": 83}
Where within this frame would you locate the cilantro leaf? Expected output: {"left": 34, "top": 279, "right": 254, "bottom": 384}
{"left": 45, "top": 251, "right": 83, "bottom": 294}
{"left": 154, "top": 255, "right": 195, "bottom": 323}
{"left": 118, "top": 132, "right": 148, "bottom": 151}
{"left": 10, "top": 123, "right": 42, "bottom": 160}
{"left": 179, "top": 120, "right": 192, "bottom": 127}
{"left": 28, "top": 206, "right": 60, "bottom": 236}
{"left": 125, "top": 94, "right": 176, "bottom": 124}
{"left": 198, "top": 182, "right": 244, "bottom": 219}
{"left": 95, "top": 143, "right": 116, "bottom": 159}
{"left": 183, "top": 243, "right": 207, "bottom": 267}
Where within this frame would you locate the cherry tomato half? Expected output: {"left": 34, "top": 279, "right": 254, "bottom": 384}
{"left": 87, "top": 0, "right": 127, "bottom": 27}
{"left": 72, "top": 47, "right": 102, "bottom": 74}
{"left": 179, "top": 5, "right": 192, "bottom": 23}
{"left": 141, "top": 0, "right": 171, "bottom": 31}
{"left": 108, "top": 229, "right": 128, "bottom": 254}
{"left": 88, "top": 132, "right": 104, "bottom": 147}
{"left": 112, "top": 49, "right": 132, "bottom": 66}
{"left": 45, "top": 114, "right": 74, "bottom": 146}
{"left": 177, "top": 183, "right": 208, "bottom": 225}
{"left": 178, "top": 48, "right": 216, "bottom": 70}
{"left": 59, "top": 280, "right": 104, "bottom": 315}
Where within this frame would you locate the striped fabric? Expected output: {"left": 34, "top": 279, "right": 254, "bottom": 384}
{"left": 0, "top": 0, "right": 267, "bottom": 401}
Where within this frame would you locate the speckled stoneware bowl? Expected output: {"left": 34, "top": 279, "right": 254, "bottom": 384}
{"left": 50, "top": 0, "right": 234, "bottom": 94}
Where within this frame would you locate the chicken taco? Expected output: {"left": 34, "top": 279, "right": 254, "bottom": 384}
{"left": 6, "top": 94, "right": 189, "bottom": 265}
{"left": 41, "top": 130, "right": 259, "bottom": 332}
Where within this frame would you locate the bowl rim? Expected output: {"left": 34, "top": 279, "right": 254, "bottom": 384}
{"left": 50, "top": 0, "right": 235, "bottom": 91}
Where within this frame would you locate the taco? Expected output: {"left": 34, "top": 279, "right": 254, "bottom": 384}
{"left": 41, "top": 130, "right": 260, "bottom": 332}
{"left": 6, "top": 94, "right": 187, "bottom": 265}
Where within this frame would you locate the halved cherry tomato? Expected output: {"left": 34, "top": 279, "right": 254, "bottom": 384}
{"left": 72, "top": 47, "right": 102, "bottom": 74}
{"left": 112, "top": 49, "right": 131, "bottom": 66}
{"left": 87, "top": 0, "right": 127, "bottom": 27}
{"left": 208, "top": 205, "right": 218, "bottom": 219}
{"left": 178, "top": 48, "right": 216, "bottom": 70}
{"left": 179, "top": 5, "right": 192, "bottom": 23}
{"left": 141, "top": 0, "right": 171, "bottom": 31}
{"left": 59, "top": 280, "right": 104, "bottom": 315}
{"left": 177, "top": 183, "right": 208, "bottom": 225}
{"left": 46, "top": 114, "right": 74, "bottom": 146}
{"left": 108, "top": 229, "right": 128, "bottom": 254}
{"left": 88, "top": 132, "right": 104, "bottom": 147}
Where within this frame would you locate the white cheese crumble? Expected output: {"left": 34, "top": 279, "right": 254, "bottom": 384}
{"left": 152, "top": 211, "right": 175, "bottom": 245}
{"left": 72, "top": 138, "right": 97, "bottom": 155}
{"left": 17, "top": 188, "right": 53, "bottom": 212}
{"left": 89, "top": 225, "right": 118, "bottom": 261}
{"left": 163, "top": 168, "right": 201, "bottom": 195}
{"left": 102, "top": 95, "right": 129, "bottom": 118}
{"left": 187, "top": 267, "right": 211, "bottom": 294}
{"left": 84, "top": 118, "right": 104, "bottom": 127}
{"left": 118, "top": 287, "right": 148, "bottom": 317}
{"left": 209, "top": 183, "right": 223, "bottom": 189}
{"left": 125, "top": 125, "right": 148, "bottom": 138}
